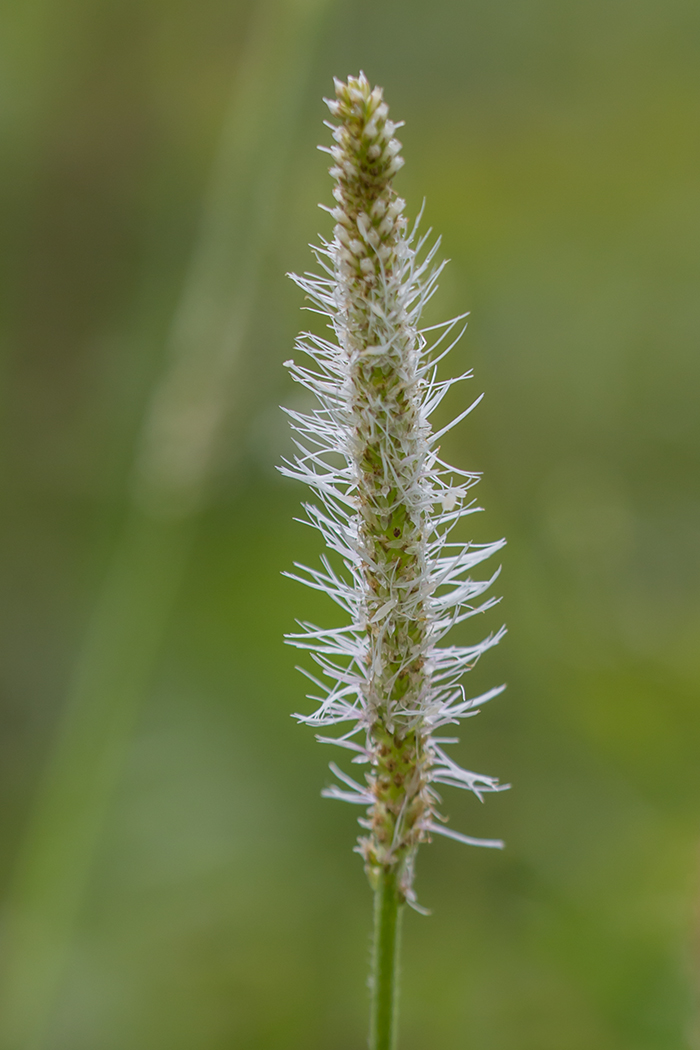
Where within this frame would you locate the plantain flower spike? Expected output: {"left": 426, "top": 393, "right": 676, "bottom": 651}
{"left": 281, "top": 73, "right": 508, "bottom": 908}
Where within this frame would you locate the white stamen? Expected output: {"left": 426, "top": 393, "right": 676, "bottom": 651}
{"left": 283, "top": 75, "right": 507, "bottom": 902}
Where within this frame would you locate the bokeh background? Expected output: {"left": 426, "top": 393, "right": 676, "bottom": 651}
{"left": 1, "top": 0, "right": 699, "bottom": 1047}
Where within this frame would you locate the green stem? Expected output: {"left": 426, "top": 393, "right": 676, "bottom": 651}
{"left": 369, "top": 867, "right": 404, "bottom": 1050}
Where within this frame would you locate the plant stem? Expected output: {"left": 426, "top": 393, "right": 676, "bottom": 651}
{"left": 369, "top": 867, "right": 404, "bottom": 1050}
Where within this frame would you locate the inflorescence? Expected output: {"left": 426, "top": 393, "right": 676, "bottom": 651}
{"left": 281, "top": 73, "right": 507, "bottom": 908}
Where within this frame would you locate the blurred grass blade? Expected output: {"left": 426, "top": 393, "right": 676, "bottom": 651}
{"left": 0, "top": 1, "right": 332, "bottom": 1046}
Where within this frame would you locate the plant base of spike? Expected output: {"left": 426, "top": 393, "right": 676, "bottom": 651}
{"left": 369, "top": 867, "right": 404, "bottom": 1050}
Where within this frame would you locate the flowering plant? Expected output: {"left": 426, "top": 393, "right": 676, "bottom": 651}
{"left": 282, "top": 73, "right": 507, "bottom": 1049}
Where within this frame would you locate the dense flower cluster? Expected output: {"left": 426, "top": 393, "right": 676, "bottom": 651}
{"left": 282, "top": 73, "right": 507, "bottom": 906}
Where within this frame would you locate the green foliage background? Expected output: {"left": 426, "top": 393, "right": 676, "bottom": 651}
{"left": 1, "top": 0, "right": 699, "bottom": 1047}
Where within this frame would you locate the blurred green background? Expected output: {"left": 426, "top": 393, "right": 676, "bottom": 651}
{"left": 1, "top": 0, "right": 699, "bottom": 1047}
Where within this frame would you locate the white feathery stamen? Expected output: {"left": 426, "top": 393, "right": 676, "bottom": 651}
{"left": 282, "top": 73, "right": 507, "bottom": 902}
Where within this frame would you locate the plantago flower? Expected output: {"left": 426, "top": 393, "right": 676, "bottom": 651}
{"left": 282, "top": 73, "right": 507, "bottom": 911}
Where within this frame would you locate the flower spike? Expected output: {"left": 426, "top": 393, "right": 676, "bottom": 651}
{"left": 282, "top": 73, "right": 507, "bottom": 908}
